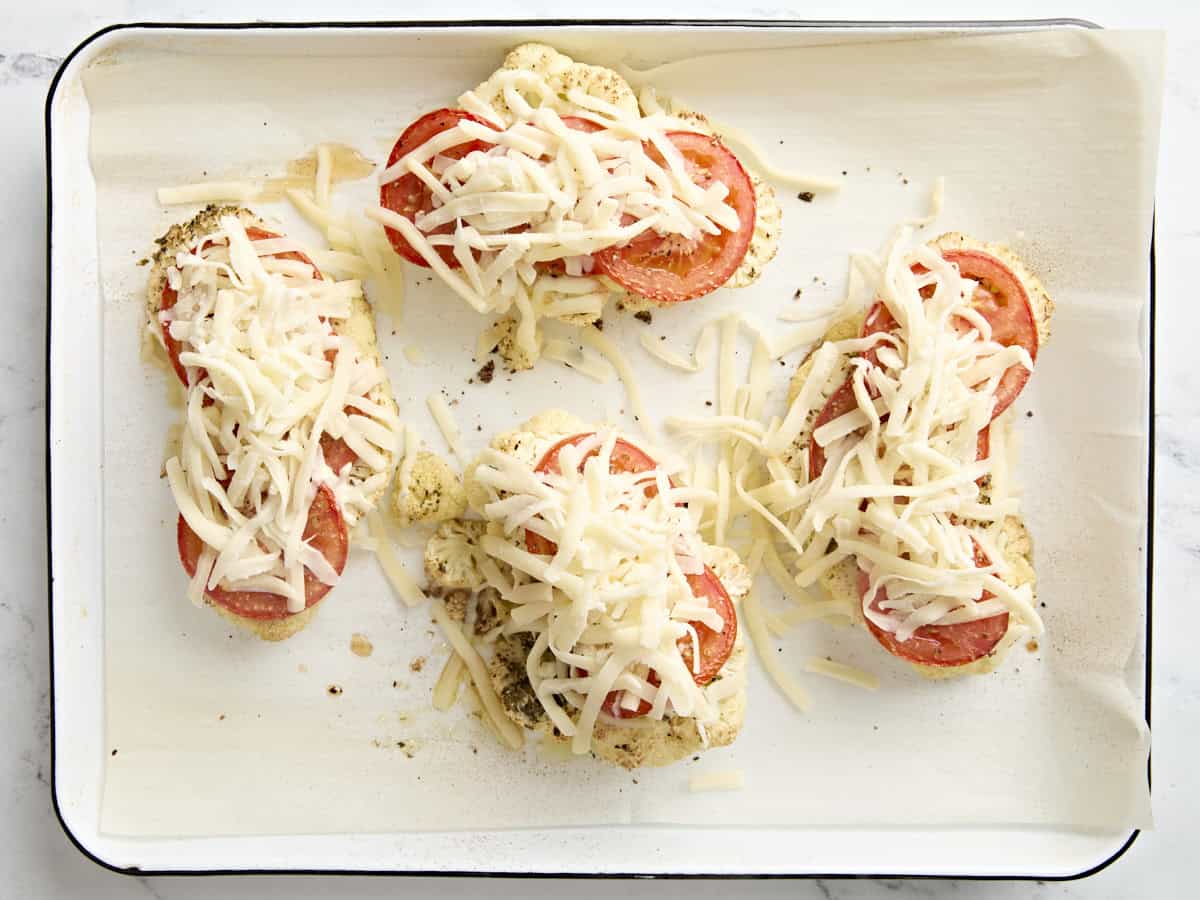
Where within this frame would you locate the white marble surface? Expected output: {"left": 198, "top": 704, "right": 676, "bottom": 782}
{"left": 4, "top": 1, "right": 1195, "bottom": 897}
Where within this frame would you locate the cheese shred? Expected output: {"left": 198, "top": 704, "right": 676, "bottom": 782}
{"left": 576, "top": 327, "right": 657, "bottom": 440}
{"left": 367, "top": 511, "right": 427, "bottom": 608}
{"left": 432, "top": 652, "right": 467, "bottom": 710}
{"left": 638, "top": 322, "right": 717, "bottom": 374}
{"left": 372, "top": 59, "right": 770, "bottom": 372}
{"left": 742, "top": 589, "right": 810, "bottom": 711}
{"left": 804, "top": 657, "right": 881, "bottom": 691}
{"left": 542, "top": 337, "right": 615, "bottom": 382}
{"left": 427, "top": 392, "right": 468, "bottom": 468}
{"left": 671, "top": 225, "right": 1044, "bottom": 662}
{"left": 688, "top": 770, "right": 746, "bottom": 793}
{"left": 430, "top": 599, "right": 525, "bottom": 750}
{"left": 706, "top": 118, "right": 842, "bottom": 193}
{"left": 157, "top": 214, "right": 399, "bottom": 615}
{"left": 462, "top": 421, "right": 740, "bottom": 756}
{"left": 157, "top": 181, "right": 257, "bottom": 206}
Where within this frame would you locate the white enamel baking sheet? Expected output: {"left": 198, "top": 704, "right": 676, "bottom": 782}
{"left": 49, "top": 22, "right": 1160, "bottom": 876}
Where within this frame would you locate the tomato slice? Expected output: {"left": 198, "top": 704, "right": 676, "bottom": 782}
{"left": 588, "top": 565, "right": 737, "bottom": 719}
{"left": 525, "top": 432, "right": 661, "bottom": 556}
{"left": 177, "top": 483, "right": 348, "bottom": 620}
{"left": 159, "top": 287, "right": 192, "bottom": 387}
{"left": 807, "top": 379, "right": 859, "bottom": 482}
{"left": 861, "top": 539, "right": 1008, "bottom": 668}
{"left": 680, "top": 565, "right": 738, "bottom": 685}
{"left": 599, "top": 670, "right": 656, "bottom": 719}
{"left": 976, "top": 425, "right": 991, "bottom": 464}
{"left": 380, "top": 108, "right": 495, "bottom": 268}
{"left": 534, "top": 431, "right": 660, "bottom": 479}
{"left": 559, "top": 115, "right": 603, "bottom": 135}
{"left": 321, "top": 435, "right": 358, "bottom": 475}
{"left": 593, "top": 131, "right": 756, "bottom": 303}
{"left": 861, "top": 248, "right": 1038, "bottom": 420}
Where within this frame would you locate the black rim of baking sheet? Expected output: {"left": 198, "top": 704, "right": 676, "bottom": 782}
{"left": 43, "top": 16, "right": 1153, "bottom": 882}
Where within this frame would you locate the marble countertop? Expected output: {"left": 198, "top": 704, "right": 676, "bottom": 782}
{"left": 5, "top": 2, "right": 1195, "bottom": 897}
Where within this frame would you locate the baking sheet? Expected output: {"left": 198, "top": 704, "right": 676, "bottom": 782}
{"left": 80, "top": 26, "right": 1159, "bottom": 837}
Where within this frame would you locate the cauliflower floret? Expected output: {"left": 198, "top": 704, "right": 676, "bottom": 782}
{"left": 393, "top": 451, "right": 467, "bottom": 526}
{"left": 493, "top": 314, "right": 542, "bottom": 373}
{"left": 471, "top": 42, "right": 640, "bottom": 126}
{"left": 424, "top": 519, "right": 486, "bottom": 592}
{"left": 724, "top": 174, "right": 780, "bottom": 289}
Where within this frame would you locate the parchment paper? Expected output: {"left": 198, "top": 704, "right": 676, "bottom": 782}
{"left": 81, "top": 26, "right": 1160, "bottom": 837}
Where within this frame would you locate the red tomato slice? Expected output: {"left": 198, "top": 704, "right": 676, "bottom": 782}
{"left": 161, "top": 226, "right": 323, "bottom": 387}
{"left": 159, "top": 287, "right": 192, "bottom": 387}
{"left": 525, "top": 432, "right": 661, "bottom": 556}
{"left": 559, "top": 115, "right": 603, "bottom": 134}
{"left": 380, "top": 108, "right": 495, "bottom": 268}
{"left": 976, "top": 425, "right": 991, "bottom": 464}
{"left": 177, "top": 483, "right": 348, "bottom": 620}
{"left": 680, "top": 565, "right": 738, "bottom": 685}
{"left": 534, "top": 431, "right": 660, "bottom": 479}
{"left": 861, "top": 539, "right": 1008, "bottom": 668}
{"left": 861, "top": 248, "right": 1038, "bottom": 420}
{"left": 588, "top": 565, "right": 737, "bottom": 719}
{"left": 807, "top": 380, "right": 858, "bottom": 481}
{"left": 599, "top": 670, "right": 657, "bottom": 719}
{"left": 559, "top": 116, "right": 604, "bottom": 135}
{"left": 593, "top": 132, "right": 756, "bottom": 303}
{"left": 321, "top": 435, "right": 358, "bottom": 475}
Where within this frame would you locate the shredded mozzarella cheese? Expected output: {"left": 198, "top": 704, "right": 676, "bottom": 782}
{"left": 431, "top": 599, "right": 525, "bottom": 749}
{"left": 287, "top": 187, "right": 345, "bottom": 231}
{"left": 541, "top": 337, "right": 615, "bottom": 382}
{"left": 432, "top": 652, "right": 467, "bottom": 710}
{"left": 367, "top": 511, "right": 426, "bottom": 608}
{"left": 467, "top": 428, "right": 737, "bottom": 755}
{"left": 160, "top": 215, "right": 400, "bottom": 614}
{"left": 704, "top": 117, "right": 842, "bottom": 193}
{"left": 672, "top": 227, "right": 1043, "bottom": 646}
{"left": 688, "top": 769, "right": 746, "bottom": 793}
{"left": 804, "top": 657, "right": 881, "bottom": 691}
{"left": 157, "top": 181, "right": 257, "bottom": 205}
{"left": 576, "top": 327, "right": 657, "bottom": 439}
{"left": 427, "top": 391, "right": 468, "bottom": 468}
{"left": 742, "top": 587, "right": 810, "bottom": 710}
{"left": 638, "top": 320, "right": 718, "bottom": 373}
{"left": 373, "top": 66, "right": 754, "bottom": 357}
